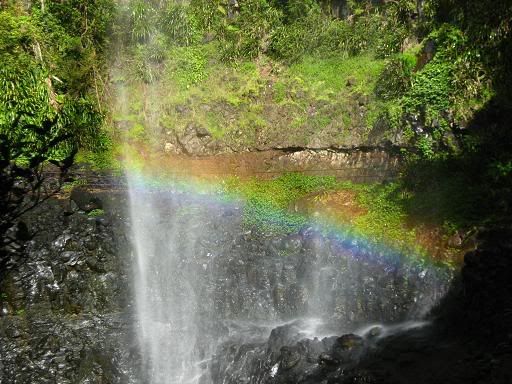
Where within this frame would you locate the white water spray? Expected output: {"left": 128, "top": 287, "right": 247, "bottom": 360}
{"left": 127, "top": 184, "right": 205, "bottom": 383}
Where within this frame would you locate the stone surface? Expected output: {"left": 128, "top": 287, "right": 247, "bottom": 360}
{"left": 149, "top": 148, "right": 400, "bottom": 183}
{"left": 0, "top": 187, "right": 465, "bottom": 384}
{"left": 209, "top": 227, "right": 512, "bottom": 384}
{"left": 0, "top": 193, "right": 140, "bottom": 383}
{"left": 70, "top": 186, "right": 104, "bottom": 213}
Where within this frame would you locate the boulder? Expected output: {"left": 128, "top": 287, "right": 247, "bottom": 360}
{"left": 70, "top": 186, "right": 103, "bottom": 213}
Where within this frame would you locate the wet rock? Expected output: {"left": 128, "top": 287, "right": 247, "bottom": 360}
{"left": 15, "top": 222, "right": 31, "bottom": 241}
{"left": 367, "top": 327, "right": 382, "bottom": 339}
{"left": 280, "top": 346, "right": 302, "bottom": 370}
{"left": 0, "top": 191, "right": 455, "bottom": 384}
{"left": 332, "top": 334, "right": 366, "bottom": 363}
{"left": 70, "top": 187, "right": 103, "bottom": 213}
{"left": 319, "top": 352, "right": 338, "bottom": 365}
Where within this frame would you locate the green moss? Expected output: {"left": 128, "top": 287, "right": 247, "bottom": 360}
{"left": 127, "top": 122, "right": 146, "bottom": 140}
{"left": 166, "top": 45, "right": 209, "bottom": 89}
{"left": 222, "top": 174, "right": 426, "bottom": 254}
{"left": 308, "top": 114, "right": 332, "bottom": 130}
{"left": 62, "top": 178, "right": 88, "bottom": 192}
{"left": 223, "top": 173, "right": 337, "bottom": 234}
{"left": 347, "top": 182, "right": 417, "bottom": 249}
{"left": 88, "top": 209, "right": 105, "bottom": 217}
{"left": 75, "top": 142, "right": 122, "bottom": 172}
{"left": 273, "top": 81, "right": 287, "bottom": 103}
{"left": 205, "top": 112, "right": 224, "bottom": 139}
{"left": 289, "top": 54, "right": 385, "bottom": 97}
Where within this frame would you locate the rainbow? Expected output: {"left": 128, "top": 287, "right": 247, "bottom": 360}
{"left": 124, "top": 161, "right": 455, "bottom": 287}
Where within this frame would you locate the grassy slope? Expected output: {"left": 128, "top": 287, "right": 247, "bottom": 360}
{"left": 107, "top": 44, "right": 386, "bottom": 152}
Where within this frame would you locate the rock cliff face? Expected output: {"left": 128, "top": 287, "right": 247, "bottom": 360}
{"left": 213, "top": 228, "right": 511, "bottom": 384}
{"left": 0, "top": 194, "right": 139, "bottom": 383}
{"left": 0, "top": 187, "right": 452, "bottom": 383}
{"left": 123, "top": 147, "right": 401, "bottom": 183}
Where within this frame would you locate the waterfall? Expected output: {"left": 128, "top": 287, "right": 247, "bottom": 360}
{"left": 123, "top": 177, "right": 450, "bottom": 383}
{"left": 112, "top": 4, "right": 451, "bottom": 382}
{"left": 127, "top": 184, "right": 207, "bottom": 383}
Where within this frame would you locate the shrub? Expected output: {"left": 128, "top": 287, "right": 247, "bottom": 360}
{"left": 375, "top": 53, "right": 416, "bottom": 100}
{"left": 88, "top": 209, "right": 105, "bottom": 217}
{"left": 129, "top": 0, "right": 156, "bottom": 43}
{"left": 190, "top": 0, "right": 225, "bottom": 34}
{"left": 220, "top": 0, "right": 283, "bottom": 61}
{"left": 270, "top": 13, "right": 326, "bottom": 62}
{"left": 166, "top": 46, "right": 208, "bottom": 89}
{"left": 159, "top": 3, "right": 201, "bottom": 46}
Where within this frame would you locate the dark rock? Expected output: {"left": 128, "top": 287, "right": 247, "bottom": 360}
{"left": 367, "top": 327, "right": 382, "bottom": 339}
{"left": 70, "top": 186, "right": 103, "bottom": 213}
{"left": 0, "top": 190, "right": 458, "bottom": 384}
{"left": 346, "top": 77, "right": 357, "bottom": 87}
{"left": 319, "top": 352, "right": 338, "bottom": 365}
{"left": 15, "top": 222, "right": 31, "bottom": 241}
{"left": 280, "top": 346, "right": 302, "bottom": 370}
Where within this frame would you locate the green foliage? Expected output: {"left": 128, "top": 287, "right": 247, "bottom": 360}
{"left": 375, "top": 53, "right": 415, "bottom": 100}
{"left": 0, "top": 1, "right": 116, "bottom": 273}
{"left": 426, "top": 0, "right": 511, "bottom": 99}
{"left": 220, "top": 0, "right": 283, "bottom": 60}
{"left": 46, "top": 0, "right": 114, "bottom": 49}
{"left": 373, "top": 24, "right": 491, "bottom": 160}
{"left": 0, "top": 0, "right": 114, "bottom": 166}
{"left": 223, "top": 173, "right": 337, "bottom": 233}
{"left": 290, "top": 54, "right": 385, "bottom": 95}
{"left": 88, "top": 208, "right": 105, "bottom": 217}
{"left": 283, "top": 0, "right": 321, "bottom": 22}
{"left": 190, "top": 0, "right": 225, "bottom": 33}
{"left": 401, "top": 159, "right": 481, "bottom": 229}
{"left": 404, "top": 58, "right": 453, "bottom": 117}
{"left": 62, "top": 178, "right": 88, "bottom": 192}
{"left": 489, "top": 160, "right": 512, "bottom": 181}
{"left": 166, "top": 46, "right": 208, "bottom": 89}
{"left": 0, "top": 12, "right": 40, "bottom": 69}
{"left": 130, "top": 0, "right": 156, "bottom": 42}
{"left": 0, "top": 67, "right": 101, "bottom": 163}
{"left": 270, "top": 10, "right": 396, "bottom": 62}
{"left": 349, "top": 182, "right": 417, "bottom": 248}
{"left": 130, "top": 42, "right": 161, "bottom": 83}
{"left": 160, "top": 3, "right": 200, "bottom": 46}
{"left": 269, "top": 12, "right": 325, "bottom": 62}
{"left": 222, "top": 174, "right": 421, "bottom": 250}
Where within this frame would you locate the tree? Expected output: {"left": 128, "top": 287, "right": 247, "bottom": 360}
{"left": 0, "top": 0, "right": 112, "bottom": 275}
{"left": 0, "top": 66, "right": 101, "bottom": 275}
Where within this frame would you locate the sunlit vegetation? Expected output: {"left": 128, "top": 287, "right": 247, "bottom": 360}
{"left": 1, "top": 0, "right": 511, "bottom": 261}
{"left": 0, "top": 0, "right": 115, "bottom": 168}
{"left": 108, "top": 0, "right": 509, "bottom": 163}
{"left": 222, "top": 174, "right": 417, "bottom": 253}
{"left": 222, "top": 171, "right": 484, "bottom": 264}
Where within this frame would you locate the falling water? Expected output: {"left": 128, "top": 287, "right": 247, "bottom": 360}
{"left": 127, "top": 185, "right": 207, "bottom": 384}
{"left": 123, "top": 176, "right": 451, "bottom": 383}
{"left": 113, "top": 3, "right": 452, "bottom": 383}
